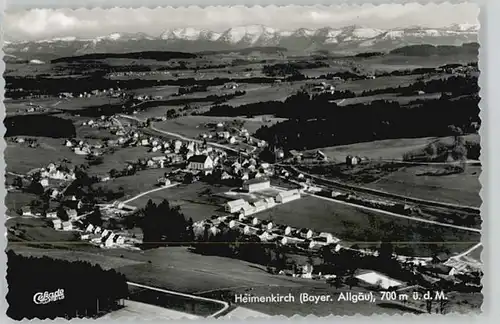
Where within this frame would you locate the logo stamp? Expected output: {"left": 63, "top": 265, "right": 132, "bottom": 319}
{"left": 33, "top": 289, "right": 65, "bottom": 305}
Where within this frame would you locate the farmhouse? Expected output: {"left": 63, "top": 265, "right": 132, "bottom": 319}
{"left": 275, "top": 189, "right": 301, "bottom": 203}
{"left": 243, "top": 177, "right": 271, "bottom": 193}
{"left": 187, "top": 155, "right": 214, "bottom": 171}
{"left": 346, "top": 155, "right": 360, "bottom": 166}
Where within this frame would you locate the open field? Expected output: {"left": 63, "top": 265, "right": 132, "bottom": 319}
{"left": 311, "top": 134, "right": 480, "bottom": 161}
{"left": 153, "top": 115, "right": 285, "bottom": 139}
{"left": 6, "top": 217, "right": 81, "bottom": 244}
{"left": 463, "top": 244, "right": 482, "bottom": 263}
{"left": 128, "top": 182, "right": 231, "bottom": 222}
{"left": 354, "top": 53, "right": 478, "bottom": 72}
{"left": 132, "top": 85, "right": 180, "bottom": 97}
{"left": 8, "top": 243, "right": 404, "bottom": 316}
{"left": 5, "top": 139, "right": 87, "bottom": 174}
{"left": 253, "top": 196, "right": 480, "bottom": 257}
{"left": 364, "top": 164, "right": 481, "bottom": 208}
{"left": 95, "top": 168, "right": 175, "bottom": 198}
{"left": 312, "top": 137, "right": 442, "bottom": 162}
{"left": 86, "top": 146, "right": 157, "bottom": 176}
{"left": 335, "top": 93, "right": 442, "bottom": 106}
{"left": 5, "top": 192, "right": 40, "bottom": 216}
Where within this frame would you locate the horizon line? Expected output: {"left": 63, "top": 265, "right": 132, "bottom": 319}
{"left": 5, "top": 22, "right": 480, "bottom": 43}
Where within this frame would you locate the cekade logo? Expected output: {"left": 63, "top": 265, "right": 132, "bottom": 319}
{"left": 33, "top": 289, "right": 65, "bottom": 305}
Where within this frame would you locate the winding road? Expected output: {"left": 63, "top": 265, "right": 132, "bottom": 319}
{"left": 122, "top": 183, "right": 179, "bottom": 205}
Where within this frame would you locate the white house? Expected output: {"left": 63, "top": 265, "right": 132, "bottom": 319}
{"left": 346, "top": 155, "right": 360, "bottom": 166}
{"left": 228, "top": 136, "right": 237, "bottom": 144}
{"left": 157, "top": 177, "right": 171, "bottom": 186}
{"left": 225, "top": 199, "right": 249, "bottom": 214}
{"left": 40, "top": 179, "right": 49, "bottom": 187}
{"left": 187, "top": 155, "right": 214, "bottom": 171}
{"left": 242, "top": 178, "right": 271, "bottom": 193}
{"left": 174, "top": 140, "right": 183, "bottom": 152}
{"left": 46, "top": 211, "right": 58, "bottom": 219}
{"left": 101, "top": 229, "right": 110, "bottom": 238}
{"left": 318, "top": 232, "right": 340, "bottom": 244}
{"left": 52, "top": 219, "right": 62, "bottom": 230}
{"left": 105, "top": 233, "right": 116, "bottom": 247}
{"left": 94, "top": 226, "right": 102, "bottom": 234}
{"left": 257, "top": 231, "right": 275, "bottom": 242}
{"left": 21, "top": 206, "right": 33, "bottom": 216}
{"left": 296, "top": 228, "right": 314, "bottom": 239}
{"left": 62, "top": 221, "right": 73, "bottom": 231}
{"left": 275, "top": 189, "right": 301, "bottom": 203}
{"left": 85, "top": 224, "right": 95, "bottom": 233}
{"left": 261, "top": 220, "right": 274, "bottom": 231}
{"left": 116, "top": 236, "right": 126, "bottom": 245}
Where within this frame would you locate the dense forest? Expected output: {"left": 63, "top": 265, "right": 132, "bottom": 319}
{"left": 4, "top": 115, "right": 76, "bottom": 138}
{"left": 5, "top": 75, "right": 279, "bottom": 99}
{"left": 254, "top": 94, "right": 479, "bottom": 150}
{"left": 6, "top": 251, "right": 128, "bottom": 320}
{"left": 137, "top": 199, "right": 194, "bottom": 249}
{"left": 389, "top": 42, "right": 479, "bottom": 56}
{"left": 51, "top": 51, "right": 197, "bottom": 63}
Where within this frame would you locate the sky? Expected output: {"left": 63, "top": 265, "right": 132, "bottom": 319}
{"left": 4, "top": 3, "right": 480, "bottom": 41}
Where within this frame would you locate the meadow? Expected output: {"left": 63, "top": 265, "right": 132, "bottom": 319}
{"left": 254, "top": 196, "right": 480, "bottom": 257}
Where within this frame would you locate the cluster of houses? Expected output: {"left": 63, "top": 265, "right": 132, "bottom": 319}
{"left": 59, "top": 87, "right": 123, "bottom": 99}
{"left": 216, "top": 157, "right": 275, "bottom": 183}
{"left": 10, "top": 137, "right": 38, "bottom": 148}
{"left": 305, "top": 82, "right": 335, "bottom": 95}
{"left": 81, "top": 224, "right": 129, "bottom": 248}
{"left": 194, "top": 209, "right": 341, "bottom": 253}
{"left": 18, "top": 103, "right": 47, "bottom": 114}
{"left": 81, "top": 116, "right": 118, "bottom": 129}
{"left": 39, "top": 163, "right": 77, "bottom": 182}
{"left": 109, "top": 70, "right": 174, "bottom": 78}
{"left": 64, "top": 138, "right": 104, "bottom": 156}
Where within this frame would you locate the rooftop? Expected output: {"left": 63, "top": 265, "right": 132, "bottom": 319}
{"left": 188, "top": 155, "right": 210, "bottom": 163}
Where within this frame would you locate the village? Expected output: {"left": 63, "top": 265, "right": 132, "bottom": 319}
{"left": 8, "top": 104, "right": 482, "bottom": 310}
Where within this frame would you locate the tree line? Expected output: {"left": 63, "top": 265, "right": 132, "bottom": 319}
{"left": 6, "top": 251, "right": 128, "bottom": 320}
{"left": 5, "top": 115, "right": 76, "bottom": 138}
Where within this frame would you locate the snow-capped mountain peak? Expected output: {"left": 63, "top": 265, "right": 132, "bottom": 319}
{"left": 218, "top": 25, "right": 278, "bottom": 44}
{"left": 4, "top": 23, "right": 479, "bottom": 61}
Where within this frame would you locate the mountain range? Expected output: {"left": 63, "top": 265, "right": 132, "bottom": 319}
{"left": 4, "top": 24, "right": 479, "bottom": 61}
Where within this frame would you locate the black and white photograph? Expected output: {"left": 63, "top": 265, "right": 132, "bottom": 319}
{"left": 3, "top": 2, "right": 483, "bottom": 319}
